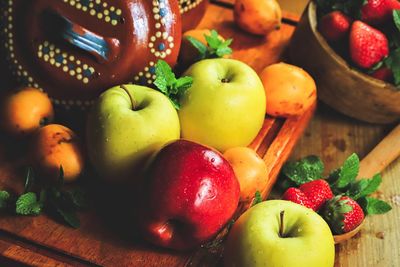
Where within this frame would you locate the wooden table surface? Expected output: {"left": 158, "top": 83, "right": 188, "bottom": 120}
{"left": 1, "top": 1, "right": 399, "bottom": 266}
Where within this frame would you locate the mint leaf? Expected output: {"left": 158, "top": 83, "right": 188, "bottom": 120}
{"left": 393, "top": 10, "right": 400, "bottom": 32}
{"left": 55, "top": 206, "right": 80, "bottom": 229}
{"left": 335, "top": 153, "right": 359, "bottom": 188}
{"left": 186, "top": 36, "right": 208, "bottom": 58}
{"left": 67, "top": 188, "right": 89, "bottom": 209}
{"left": 358, "top": 174, "right": 382, "bottom": 198}
{"left": 24, "top": 167, "right": 35, "bottom": 193}
{"left": 58, "top": 166, "right": 65, "bottom": 187}
{"left": 154, "top": 60, "right": 176, "bottom": 94}
{"left": 384, "top": 48, "right": 400, "bottom": 86}
{"left": 16, "top": 192, "right": 43, "bottom": 216}
{"left": 205, "top": 30, "right": 221, "bottom": 49}
{"left": 282, "top": 155, "right": 324, "bottom": 185}
{"left": 358, "top": 197, "right": 392, "bottom": 215}
{"left": 154, "top": 60, "right": 193, "bottom": 109}
{"left": 0, "top": 191, "right": 11, "bottom": 209}
{"left": 317, "top": 0, "right": 366, "bottom": 17}
{"left": 345, "top": 174, "right": 382, "bottom": 200}
{"left": 327, "top": 168, "right": 341, "bottom": 185}
{"left": 175, "top": 76, "right": 193, "bottom": 93}
{"left": 216, "top": 39, "right": 233, "bottom": 58}
{"left": 252, "top": 191, "right": 263, "bottom": 207}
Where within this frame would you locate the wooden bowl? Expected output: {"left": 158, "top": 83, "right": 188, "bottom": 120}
{"left": 289, "top": 2, "right": 400, "bottom": 124}
{"left": 333, "top": 222, "right": 363, "bottom": 244}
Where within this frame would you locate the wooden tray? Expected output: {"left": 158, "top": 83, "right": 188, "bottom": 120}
{"left": 0, "top": 2, "right": 313, "bottom": 266}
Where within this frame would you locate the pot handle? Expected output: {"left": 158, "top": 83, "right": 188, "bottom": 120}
{"left": 47, "top": 11, "right": 120, "bottom": 63}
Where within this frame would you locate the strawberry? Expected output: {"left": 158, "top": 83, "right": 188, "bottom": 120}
{"left": 282, "top": 188, "right": 314, "bottom": 210}
{"left": 349, "top": 21, "right": 389, "bottom": 69}
{"left": 299, "top": 180, "right": 334, "bottom": 211}
{"left": 319, "top": 11, "right": 352, "bottom": 42}
{"left": 321, "top": 196, "right": 365, "bottom": 234}
{"left": 361, "top": 0, "right": 400, "bottom": 25}
{"left": 371, "top": 66, "right": 393, "bottom": 82}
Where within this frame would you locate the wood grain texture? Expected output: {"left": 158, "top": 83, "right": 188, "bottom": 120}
{"left": 0, "top": 3, "right": 312, "bottom": 267}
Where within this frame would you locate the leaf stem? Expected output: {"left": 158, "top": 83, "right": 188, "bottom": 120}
{"left": 279, "top": 210, "right": 285, "bottom": 238}
{"left": 120, "top": 85, "right": 137, "bottom": 111}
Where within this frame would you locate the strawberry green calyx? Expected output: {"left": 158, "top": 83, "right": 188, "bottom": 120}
{"left": 186, "top": 29, "right": 233, "bottom": 60}
{"left": 153, "top": 60, "right": 193, "bottom": 110}
{"left": 321, "top": 195, "right": 353, "bottom": 234}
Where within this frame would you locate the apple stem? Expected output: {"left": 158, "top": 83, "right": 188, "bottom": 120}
{"left": 120, "top": 85, "right": 137, "bottom": 110}
{"left": 279, "top": 210, "right": 285, "bottom": 238}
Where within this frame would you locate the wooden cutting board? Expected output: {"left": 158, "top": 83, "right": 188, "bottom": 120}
{"left": 0, "top": 2, "right": 314, "bottom": 266}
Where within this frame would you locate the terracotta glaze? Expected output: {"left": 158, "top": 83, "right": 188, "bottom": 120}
{"left": 0, "top": 0, "right": 182, "bottom": 109}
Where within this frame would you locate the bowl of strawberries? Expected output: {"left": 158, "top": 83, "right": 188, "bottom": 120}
{"left": 289, "top": 0, "right": 400, "bottom": 124}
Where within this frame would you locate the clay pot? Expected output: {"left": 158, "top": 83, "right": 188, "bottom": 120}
{"left": 0, "top": 0, "right": 182, "bottom": 110}
{"left": 179, "top": 0, "right": 209, "bottom": 32}
{"left": 289, "top": 2, "right": 400, "bottom": 124}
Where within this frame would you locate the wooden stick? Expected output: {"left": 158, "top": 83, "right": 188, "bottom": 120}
{"left": 358, "top": 124, "right": 400, "bottom": 178}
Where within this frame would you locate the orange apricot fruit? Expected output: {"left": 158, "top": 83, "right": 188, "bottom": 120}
{"left": 223, "top": 147, "right": 268, "bottom": 202}
{"left": 30, "top": 124, "right": 84, "bottom": 183}
{"left": 259, "top": 63, "right": 317, "bottom": 117}
{"left": 234, "top": 0, "right": 282, "bottom": 35}
{"left": 0, "top": 87, "right": 54, "bottom": 136}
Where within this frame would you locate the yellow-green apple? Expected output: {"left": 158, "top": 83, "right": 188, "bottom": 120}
{"left": 179, "top": 58, "right": 266, "bottom": 152}
{"left": 138, "top": 139, "right": 240, "bottom": 251}
{"left": 224, "top": 200, "right": 335, "bottom": 267}
{"left": 86, "top": 85, "right": 180, "bottom": 183}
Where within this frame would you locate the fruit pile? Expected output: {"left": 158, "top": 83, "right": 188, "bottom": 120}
{"left": 0, "top": 25, "right": 317, "bottom": 248}
{"left": 317, "top": 0, "right": 400, "bottom": 86}
{"left": 0, "top": 87, "right": 86, "bottom": 227}
{"left": 280, "top": 154, "right": 392, "bottom": 235}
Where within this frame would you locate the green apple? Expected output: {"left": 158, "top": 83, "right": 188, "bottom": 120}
{"left": 179, "top": 58, "right": 266, "bottom": 152}
{"left": 224, "top": 200, "right": 335, "bottom": 267}
{"left": 86, "top": 85, "right": 180, "bottom": 182}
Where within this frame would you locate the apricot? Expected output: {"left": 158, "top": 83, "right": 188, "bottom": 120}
{"left": 234, "top": 0, "right": 282, "bottom": 35}
{"left": 31, "top": 124, "right": 84, "bottom": 182}
{"left": 0, "top": 87, "right": 54, "bottom": 136}
{"left": 224, "top": 147, "right": 268, "bottom": 202}
{"left": 179, "top": 29, "right": 226, "bottom": 68}
{"left": 259, "top": 63, "right": 317, "bottom": 117}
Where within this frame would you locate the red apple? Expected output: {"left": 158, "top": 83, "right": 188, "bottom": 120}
{"left": 138, "top": 140, "right": 240, "bottom": 251}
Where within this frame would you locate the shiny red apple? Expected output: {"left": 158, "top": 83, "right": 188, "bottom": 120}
{"left": 138, "top": 140, "right": 240, "bottom": 251}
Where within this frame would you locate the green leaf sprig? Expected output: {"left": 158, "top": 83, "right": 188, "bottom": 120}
{"left": 1, "top": 167, "right": 88, "bottom": 228}
{"left": 153, "top": 60, "right": 193, "bottom": 109}
{"left": 251, "top": 191, "right": 263, "bottom": 207}
{"left": 280, "top": 153, "right": 392, "bottom": 216}
{"left": 186, "top": 29, "right": 233, "bottom": 60}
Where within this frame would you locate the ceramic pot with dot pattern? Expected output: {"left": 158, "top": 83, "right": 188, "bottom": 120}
{"left": 180, "top": 0, "right": 208, "bottom": 32}
{"left": 0, "top": 0, "right": 182, "bottom": 110}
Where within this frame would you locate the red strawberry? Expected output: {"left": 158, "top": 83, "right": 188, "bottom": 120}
{"left": 349, "top": 21, "right": 389, "bottom": 69}
{"left": 282, "top": 188, "right": 314, "bottom": 210}
{"left": 361, "top": 0, "right": 400, "bottom": 25}
{"left": 319, "top": 11, "right": 352, "bottom": 41}
{"left": 371, "top": 66, "right": 393, "bottom": 82}
{"left": 321, "top": 196, "right": 365, "bottom": 234}
{"left": 299, "top": 180, "right": 334, "bottom": 211}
